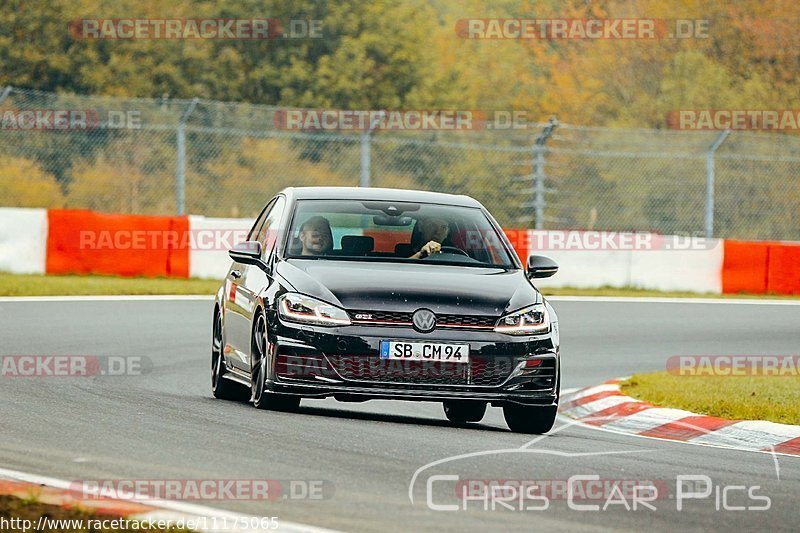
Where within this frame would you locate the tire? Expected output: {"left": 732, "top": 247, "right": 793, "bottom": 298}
{"left": 212, "top": 309, "right": 247, "bottom": 401}
{"left": 503, "top": 404, "right": 558, "bottom": 434}
{"left": 251, "top": 312, "right": 301, "bottom": 412}
{"left": 443, "top": 400, "right": 487, "bottom": 424}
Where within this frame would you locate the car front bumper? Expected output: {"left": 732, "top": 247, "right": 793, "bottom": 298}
{"left": 266, "top": 320, "right": 560, "bottom": 406}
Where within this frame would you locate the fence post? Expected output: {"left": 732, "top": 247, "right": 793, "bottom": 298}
{"left": 0, "top": 86, "right": 12, "bottom": 105}
{"left": 359, "top": 130, "right": 371, "bottom": 188}
{"left": 705, "top": 129, "right": 730, "bottom": 238}
{"left": 533, "top": 117, "right": 558, "bottom": 230}
{"left": 176, "top": 98, "right": 199, "bottom": 215}
{"left": 360, "top": 111, "right": 386, "bottom": 187}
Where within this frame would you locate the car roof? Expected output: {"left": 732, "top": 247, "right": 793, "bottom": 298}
{"left": 280, "top": 187, "right": 483, "bottom": 208}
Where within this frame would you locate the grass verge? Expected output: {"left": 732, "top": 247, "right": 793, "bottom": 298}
{"left": 0, "top": 273, "right": 797, "bottom": 299}
{"left": 0, "top": 494, "right": 191, "bottom": 532}
{"left": 0, "top": 273, "right": 218, "bottom": 296}
{"left": 621, "top": 371, "right": 800, "bottom": 426}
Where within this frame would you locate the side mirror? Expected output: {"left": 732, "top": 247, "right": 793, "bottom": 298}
{"left": 229, "top": 241, "right": 263, "bottom": 266}
{"left": 526, "top": 255, "right": 558, "bottom": 279}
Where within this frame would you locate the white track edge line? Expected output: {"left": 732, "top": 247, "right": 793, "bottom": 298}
{"left": 0, "top": 466, "right": 341, "bottom": 533}
{"left": 556, "top": 413, "right": 800, "bottom": 461}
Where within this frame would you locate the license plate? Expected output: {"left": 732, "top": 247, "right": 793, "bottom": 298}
{"left": 379, "top": 341, "right": 469, "bottom": 363}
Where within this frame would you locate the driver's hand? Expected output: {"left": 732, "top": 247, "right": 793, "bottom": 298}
{"left": 421, "top": 240, "right": 441, "bottom": 255}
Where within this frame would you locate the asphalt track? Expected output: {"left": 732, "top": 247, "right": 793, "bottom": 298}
{"left": 1, "top": 297, "right": 799, "bottom": 532}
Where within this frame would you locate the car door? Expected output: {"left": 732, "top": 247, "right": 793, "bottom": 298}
{"left": 235, "top": 196, "right": 286, "bottom": 373}
{"left": 223, "top": 198, "right": 275, "bottom": 371}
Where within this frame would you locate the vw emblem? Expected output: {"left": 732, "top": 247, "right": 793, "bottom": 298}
{"left": 412, "top": 309, "right": 437, "bottom": 333}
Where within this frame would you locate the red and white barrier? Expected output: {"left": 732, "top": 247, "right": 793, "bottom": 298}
{"left": 45, "top": 209, "right": 190, "bottom": 278}
{"left": 0, "top": 208, "right": 797, "bottom": 295}
{"left": 528, "top": 235, "right": 725, "bottom": 294}
{"left": 188, "top": 215, "right": 253, "bottom": 280}
{"left": 0, "top": 208, "right": 48, "bottom": 274}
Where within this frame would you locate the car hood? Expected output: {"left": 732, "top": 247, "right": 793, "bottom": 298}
{"left": 276, "top": 259, "right": 540, "bottom": 316}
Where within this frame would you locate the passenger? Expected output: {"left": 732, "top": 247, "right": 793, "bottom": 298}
{"left": 299, "top": 216, "right": 333, "bottom": 256}
{"left": 409, "top": 217, "right": 449, "bottom": 259}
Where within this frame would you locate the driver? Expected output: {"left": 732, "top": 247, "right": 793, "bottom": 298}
{"left": 409, "top": 217, "right": 450, "bottom": 259}
{"left": 299, "top": 216, "right": 333, "bottom": 256}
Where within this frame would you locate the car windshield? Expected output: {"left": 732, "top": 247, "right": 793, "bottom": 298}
{"left": 285, "top": 199, "right": 515, "bottom": 268}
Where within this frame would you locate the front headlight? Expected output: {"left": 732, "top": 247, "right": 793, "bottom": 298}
{"left": 494, "top": 304, "right": 550, "bottom": 335}
{"left": 278, "top": 293, "right": 351, "bottom": 326}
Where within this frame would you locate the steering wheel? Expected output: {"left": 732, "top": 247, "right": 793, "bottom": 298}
{"left": 437, "top": 246, "right": 470, "bottom": 257}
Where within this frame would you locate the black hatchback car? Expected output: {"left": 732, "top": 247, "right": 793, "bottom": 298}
{"left": 212, "top": 187, "right": 560, "bottom": 433}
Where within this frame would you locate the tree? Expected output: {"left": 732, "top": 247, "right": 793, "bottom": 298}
{"left": 0, "top": 156, "right": 64, "bottom": 207}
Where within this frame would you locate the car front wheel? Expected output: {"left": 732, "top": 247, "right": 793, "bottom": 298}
{"left": 251, "top": 312, "right": 301, "bottom": 412}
